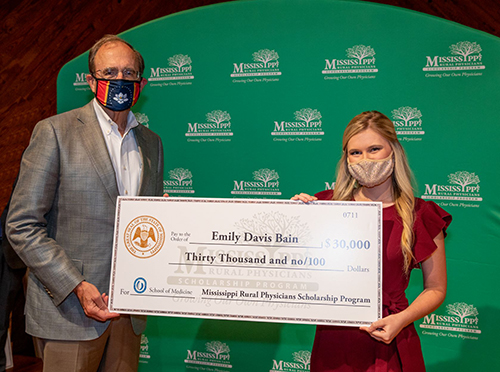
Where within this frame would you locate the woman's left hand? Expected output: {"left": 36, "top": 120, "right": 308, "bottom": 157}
{"left": 361, "top": 231, "right": 447, "bottom": 345}
{"left": 359, "top": 313, "right": 406, "bottom": 344}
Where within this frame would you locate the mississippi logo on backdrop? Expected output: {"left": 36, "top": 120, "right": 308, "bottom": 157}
{"left": 421, "top": 171, "right": 482, "bottom": 208}
{"left": 163, "top": 167, "right": 195, "bottom": 194}
{"left": 139, "top": 336, "right": 233, "bottom": 368}
{"left": 322, "top": 44, "right": 378, "bottom": 80}
{"left": 232, "top": 168, "right": 281, "bottom": 196}
{"left": 149, "top": 53, "right": 194, "bottom": 86}
{"left": 185, "top": 341, "right": 232, "bottom": 370}
{"left": 272, "top": 108, "right": 324, "bottom": 142}
{"left": 270, "top": 350, "right": 311, "bottom": 372}
{"left": 231, "top": 48, "right": 281, "bottom": 83}
{"left": 420, "top": 302, "right": 481, "bottom": 341}
{"left": 124, "top": 216, "right": 165, "bottom": 258}
{"left": 391, "top": 106, "right": 424, "bottom": 142}
{"left": 134, "top": 112, "right": 149, "bottom": 128}
{"left": 323, "top": 181, "right": 335, "bottom": 191}
{"left": 423, "top": 41, "right": 485, "bottom": 77}
{"left": 139, "top": 334, "right": 150, "bottom": 363}
{"left": 73, "top": 72, "right": 90, "bottom": 91}
{"left": 186, "top": 110, "right": 233, "bottom": 142}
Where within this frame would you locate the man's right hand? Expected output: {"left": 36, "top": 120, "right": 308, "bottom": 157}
{"left": 73, "top": 281, "right": 120, "bottom": 322}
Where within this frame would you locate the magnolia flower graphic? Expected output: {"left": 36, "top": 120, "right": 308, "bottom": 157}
{"left": 113, "top": 93, "right": 129, "bottom": 104}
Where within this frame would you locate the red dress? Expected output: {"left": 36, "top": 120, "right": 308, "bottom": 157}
{"left": 312, "top": 190, "right": 452, "bottom": 372}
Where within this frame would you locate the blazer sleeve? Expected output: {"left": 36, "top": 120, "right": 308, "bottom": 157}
{"left": 6, "top": 119, "right": 84, "bottom": 305}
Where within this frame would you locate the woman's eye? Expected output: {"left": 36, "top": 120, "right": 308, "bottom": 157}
{"left": 369, "top": 147, "right": 381, "bottom": 152}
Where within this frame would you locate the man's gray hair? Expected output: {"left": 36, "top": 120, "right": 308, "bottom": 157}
{"left": 88, "top": 34, "right": 145, "bottom": 76}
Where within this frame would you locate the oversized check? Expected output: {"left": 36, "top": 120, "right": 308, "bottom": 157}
{"left": 109, "top": 197, "right": 382, "bottom": 326}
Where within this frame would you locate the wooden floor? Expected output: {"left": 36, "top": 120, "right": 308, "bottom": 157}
{"left": 7, "top": 356, "right": 43, "bottom": 372}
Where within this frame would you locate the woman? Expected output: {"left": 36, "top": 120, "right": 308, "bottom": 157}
{"left": 292, "top": 111, "right": 451, "bottom": 371}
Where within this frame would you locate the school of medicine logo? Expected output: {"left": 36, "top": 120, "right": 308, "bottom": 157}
{"left": 148, "top": 54, "right": 194, "bottom": 86}
{"left": 272, "top": 108, "right": 324, "bottom": 141}
{"left": 184, "top": 341, "right": 232, "bottom": 369}
{"left": 322, "top": 44, "right": 378, "bottom": 79}
{"left": 423, "top": 41, "right": 485, "bottom": 76}
{"left": 270, "top": 350, "right": 311, "bottom": 372}
{"left": 73, "top": 72, "right": 90, "bottom": 91}
{"left": 421, "top": 171, "right": 482, "bottom": 207}
{"left": 163, "top": 167, "right": 195, "bottom": 194}
{"left": 186, "top": 110, "right": 233, "bottom": 142}
{"left": 134, "top": 112, "right": 149, "bottom": 128}
{"left": 232, "top": 168, "right": 281, "bottom": 196}
{"left": 420, "top": 302, "right": 481, "bottom": 341}
{"left": 391, "top": 106, "right": 424, "bottom": 141}
{"left": 133, "top": 277, "right": 147, "bottom": 293}
{"left": 231, "top": 49, "right": 281, "bottom": 82}
{"left": 124, "top": 216, "right": 165, "bottom": 258}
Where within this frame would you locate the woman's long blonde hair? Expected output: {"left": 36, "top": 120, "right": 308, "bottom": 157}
{"left": 333, "top": 111, "right": 416, "bottom": 273}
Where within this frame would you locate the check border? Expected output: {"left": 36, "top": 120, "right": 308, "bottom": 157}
{"left": 110, "top": 197, "right": 383, "bottom": 326}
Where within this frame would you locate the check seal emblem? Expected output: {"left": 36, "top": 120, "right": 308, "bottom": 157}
{"left": 124, "top": 215, "right": 165, "bottom": 258}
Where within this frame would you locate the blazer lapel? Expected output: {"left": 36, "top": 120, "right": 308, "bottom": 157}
{"left": 77, "top": 102, "right": 119, "bottom": 204}
{"left": 133, "top": 125, "right": 152, "bottom": 196}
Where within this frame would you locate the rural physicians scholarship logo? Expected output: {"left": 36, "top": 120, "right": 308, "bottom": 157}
{"left": 185, "top": 341, "right": 232, "bottom": 369}
{"left": 272, "top": 108, "right": 324, "bottom": 142}
{"left": 186, "top": 110, "right": 233, "bottom": 142}
{"left": 124, "top": 216, "right": 165, "bottom": 258}
{"left": 421, "top": 171, "right": 482, "bottom": 207}
{"left": 391, "top": 106, "right": 424, "bottom": 141}
{"left": 149, "top": 54, "right": 194, "bottom": 86}
{"left": 270, "top": 350, "right": 311, "bottom": 372}
{"left": 420, "top": 302, "right": 481, "bottom": 341}
{"left": 323, "top": 45, "right": 378, "bottom": 79}
{"left": 231, "top": 49, "right": 281, "bottom": 82}
{"left": 232, "top": 169, "right": 281, "bottom": 196}
{"left": 73, "top": 72, "right": 90, "bottom": 91}
{"left": 163, "top": 168, "right": 195, "bottom": 194}
{"left": 423, "top": 41, "right": 485, "bottom": 76}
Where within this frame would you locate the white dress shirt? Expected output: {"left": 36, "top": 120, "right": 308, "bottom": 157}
{"left": 93, "top": 99, "right": 142, "bottom": 196}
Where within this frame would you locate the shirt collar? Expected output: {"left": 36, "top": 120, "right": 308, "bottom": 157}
{"left": 92, "top": 98, "right": 139, "bottom": 135}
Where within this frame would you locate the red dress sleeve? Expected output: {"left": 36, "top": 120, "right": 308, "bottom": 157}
{"left": 412, "top": 198, "right": 452, "bottom": 265}
{"left": 314, "top": 189, "right": 333, "bottom": 200}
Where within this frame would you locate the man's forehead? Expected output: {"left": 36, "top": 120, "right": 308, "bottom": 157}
{"left": 95, "top": 42, "right": 137, "bottom": 66}
{"left": 99, "top": 41, "right": 129, "bottom": 51}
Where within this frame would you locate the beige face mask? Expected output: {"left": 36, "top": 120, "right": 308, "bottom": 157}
{"left": 347, "top": 154, "right": 394, "bottom": 188}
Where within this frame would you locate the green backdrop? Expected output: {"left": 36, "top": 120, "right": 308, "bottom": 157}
{"left": 57, "top": 0, "right": 500, "bottom": 370}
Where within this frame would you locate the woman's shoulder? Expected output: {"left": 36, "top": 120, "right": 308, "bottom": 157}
{"left": 414, "top": 197, "right": 452, "bottom": 235}
{"left": 414, "top": 198, "right": 450, "bottom": 217}
{"left": 314, "top": 189, "right": 334, "bottom": 200}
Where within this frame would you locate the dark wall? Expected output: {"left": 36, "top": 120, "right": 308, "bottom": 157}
{"left": 1, "top": 0, "right": 499, "bottom": 211}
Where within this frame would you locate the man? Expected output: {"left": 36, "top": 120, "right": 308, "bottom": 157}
{"left": 6, "top": 35, "right": 163, "bottom": 372}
